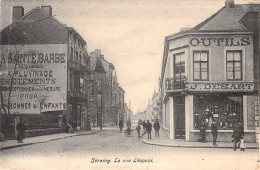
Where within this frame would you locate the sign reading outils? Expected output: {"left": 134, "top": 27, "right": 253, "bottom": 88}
{"left": 189, "top": 37, "right": 251, "bottom": 47}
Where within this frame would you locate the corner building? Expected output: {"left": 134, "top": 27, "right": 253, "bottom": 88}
{"left": 160, "top": 1, "right": 260, "bottom": 142}
{"left": 0, "top": 6, "right": 91, "bottom": 137}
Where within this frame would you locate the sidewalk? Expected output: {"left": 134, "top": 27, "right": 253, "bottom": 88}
{"left": 142, "top": 130, "right": 259, "bottom": 149}
{"left": 0, "top": 127, "right": 99, "bottom": 151}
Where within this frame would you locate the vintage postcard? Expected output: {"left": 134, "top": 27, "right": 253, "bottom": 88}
{"left": 0, "top": 0, "right": 260, "bottom": 169}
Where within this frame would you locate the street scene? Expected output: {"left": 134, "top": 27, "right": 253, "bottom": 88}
{"left": 1, "top": 0, "right": 260, "bottom": 169}
{"left": 1, "top": 127, "right": 259, "bottom": 170}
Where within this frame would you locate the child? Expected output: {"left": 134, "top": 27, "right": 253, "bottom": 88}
{"left": 240, "top": 135, "right": 246, "bottom": 151}
{"left": 136, "top": 124, "right": 141, "bottom": 137}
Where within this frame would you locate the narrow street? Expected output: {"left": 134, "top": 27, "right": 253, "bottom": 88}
{"left": 0, "top": 128, "right": 259, "bottom": 170}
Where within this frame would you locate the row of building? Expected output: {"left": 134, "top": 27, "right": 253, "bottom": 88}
{"left": 160, "top": 0, "right": 260, "bottom": 143}
{"left": 0, "top": 6, "right": 129, "bottom": 138}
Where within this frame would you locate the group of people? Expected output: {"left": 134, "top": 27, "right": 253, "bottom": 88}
{"left": 119, "top": 118, "right": 160, "bottom": 140}
{"left": 139, "top": 119, "right": 161, "bottom": 139}
{"left": 200, "top": 119, "right": 246, "bottom": 151}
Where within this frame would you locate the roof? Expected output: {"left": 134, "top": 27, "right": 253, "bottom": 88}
{"left": 192, "top": 4, "right": 260, "bottom": 32}
{"left": 94, "top": 57, "right": 106, "bottom": 73}
{"left": 166, "top": 4, "right": 260, "bottom": 40}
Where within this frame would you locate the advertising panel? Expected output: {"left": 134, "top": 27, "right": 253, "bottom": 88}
{"left": 0, "top": 44, "right": 67, "bottom": 114}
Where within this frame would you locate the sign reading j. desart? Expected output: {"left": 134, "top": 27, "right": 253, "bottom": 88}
{"left": 0, "top": 44, "right": 67, "bottom": 114}
{"left": 186, "top": 82, "right": 254, "bottom": 92}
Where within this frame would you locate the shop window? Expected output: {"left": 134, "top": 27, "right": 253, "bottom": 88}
{"left": 226, "top": 50, "right": 242, "bottom": 80}
{"left": 193, "top": 51, "right": 209, "bottom": 81}
{"left": 193, "top": 95, "right": 243, "bottom": 130}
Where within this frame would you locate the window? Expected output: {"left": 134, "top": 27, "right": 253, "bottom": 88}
{"left": 74, "top": 71, "right": 80, "bottom": 91}
{"left": 193, "top": 95, "right": 243, "bottom": 130}
{"left": 174, "top": 53, "right": 185, "bottom": 79}
{"left": 226, "top": 50, "right": 242, "bottom": 80}
{"left": 79, "top": 52, "right": 82, "bottom": 65}
{"left": 90, "top": 82, "right": 94, "bottom": 95}
{"left": 193, "top": 51, "right": 209, "bottom": 81}
{"left": 75, "top": 50, "right": 78, "bottom": 63}
{"left": 80, "top": 77, "right": 84, "bottom": 93}
{"left": 97, "top": 79, "right": 102, "bottom": 87}
{"left": 70, "top": 46, "right": 73, "bottom": 61}
{"left": 174, "top": 53, "right": 185, "bottom": 88}
{"left": 68, "top": 69, "right": 75, "bottom": 91}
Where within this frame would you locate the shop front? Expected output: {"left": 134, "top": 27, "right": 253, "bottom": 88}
{"left": 185, "top": 82, "right": 256, "bottom": 142}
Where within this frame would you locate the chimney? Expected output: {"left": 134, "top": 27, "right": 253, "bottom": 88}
{"left": 95, "top": 49, "right": 101, "bottom": 57}
{"left": 13, "top": 6, "right": 24, "bottom": 22}
{"left": 41, "top": 6, "right": 52, "bottom": 16}
{"left": 225, "top": 0, "right": 234, "bottom": 8}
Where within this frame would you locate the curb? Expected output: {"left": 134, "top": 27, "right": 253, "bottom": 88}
{"left": 0, "top": 131, "right": 97, "bottom": 151}
{"left": 142, "top": 139, "right": 259, "bottom": 149}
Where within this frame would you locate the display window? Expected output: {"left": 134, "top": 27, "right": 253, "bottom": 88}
{"left": 193, "top": 95, "right": 243, "bottom": 130}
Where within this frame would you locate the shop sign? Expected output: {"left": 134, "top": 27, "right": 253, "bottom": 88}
{"left": 0, "top": 44, "right": 67, "bottom": 114}
{"left": 189, "top": 37, "right": 251, "bottom": 47}
{"left": 186, "top": 82, "right": 254, "bottom": 91}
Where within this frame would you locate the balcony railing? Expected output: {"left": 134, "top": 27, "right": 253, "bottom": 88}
{"left": 165, "top": 76, "right": 187, "bottom": 91}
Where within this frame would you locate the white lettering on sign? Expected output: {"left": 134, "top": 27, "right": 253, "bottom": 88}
{"left": 186, "top": 82, "right": 254, "bottom": 91}
{"left": 0, "top": 44, "right": 67, "bottom": 114}
{"left": 189, "top": 37, "right": 251, "bottom": 47}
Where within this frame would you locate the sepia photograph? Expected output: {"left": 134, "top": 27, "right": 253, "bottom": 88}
{"left": 0, "top": 0, "right": 260, "bottom": 169}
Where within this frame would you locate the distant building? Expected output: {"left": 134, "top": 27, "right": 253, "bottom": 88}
{"left": 89, "top": 49, "right": 125, "bottom": 126}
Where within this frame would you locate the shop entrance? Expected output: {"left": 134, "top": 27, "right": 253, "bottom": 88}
{"left": 174, "top": 96, "right": 185, "bottom": 139}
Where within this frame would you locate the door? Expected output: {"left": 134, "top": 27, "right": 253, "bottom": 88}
{"left": 174, "top": 96, "right": 185, "bottom": 139}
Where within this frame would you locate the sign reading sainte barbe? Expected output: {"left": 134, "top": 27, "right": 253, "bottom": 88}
{"left": 0, "top": 44, "right": 67, "bottom": 114}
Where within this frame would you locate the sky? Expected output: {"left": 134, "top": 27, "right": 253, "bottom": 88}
{"left": 0, "top": 0, "right": 258, "bottom": 114}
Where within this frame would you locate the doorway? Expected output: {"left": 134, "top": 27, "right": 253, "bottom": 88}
{"left": 174, "top": 96, "right": 185, "bottom": 139}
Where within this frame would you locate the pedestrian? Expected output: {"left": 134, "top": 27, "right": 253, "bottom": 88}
{"left": 146, "top": 120, "right": 152, "bottom": 140}
{"left": 143, "top": 120, "right": 146, "bottom": 130}
{"left": 136, "top": 124, "right": 141, "bottom": 137}
{"left": 16, "top": 117, "right": 25, "bottom": 143}
{"left": 211, "top": 119, "right": 218, "bottom": 146}
{"left": 239, "top": 135, "right": 246, "bottom": 151}
{"left": 200, "top": 119, "right": 207, "bottom": 143}
{"left": 126, "top": 119, "right": 132, "bottom": 135}
{"left": 153, "top": 119, "right": 160, "bottom": 138}
{"left": 119, "top": 118, "right": 123, "bottom": 132}
{"left": 232, "top": 121, "right": 244, "bottom": 151}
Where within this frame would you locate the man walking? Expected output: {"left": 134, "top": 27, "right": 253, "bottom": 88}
{"left": 211, "top": 119, "right": 218, "bottom": 146}
{"left": 16, "top": 117, "right": 25, "bottom": 143}
{"left": 119, "top": 118, "right": 123, "bottom": 132}
{"left": 232, "top": 121, "right": 244, "bottom": 151}
{"left": 153, "top": 119, "right": 160, "bottom": 138}
{"left": 146, "top": 120, "right": 152, "bottom": 140}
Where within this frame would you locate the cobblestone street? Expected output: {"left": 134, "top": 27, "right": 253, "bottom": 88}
{"left": 0, "top": 128, "right": 259, "bottom": 170}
